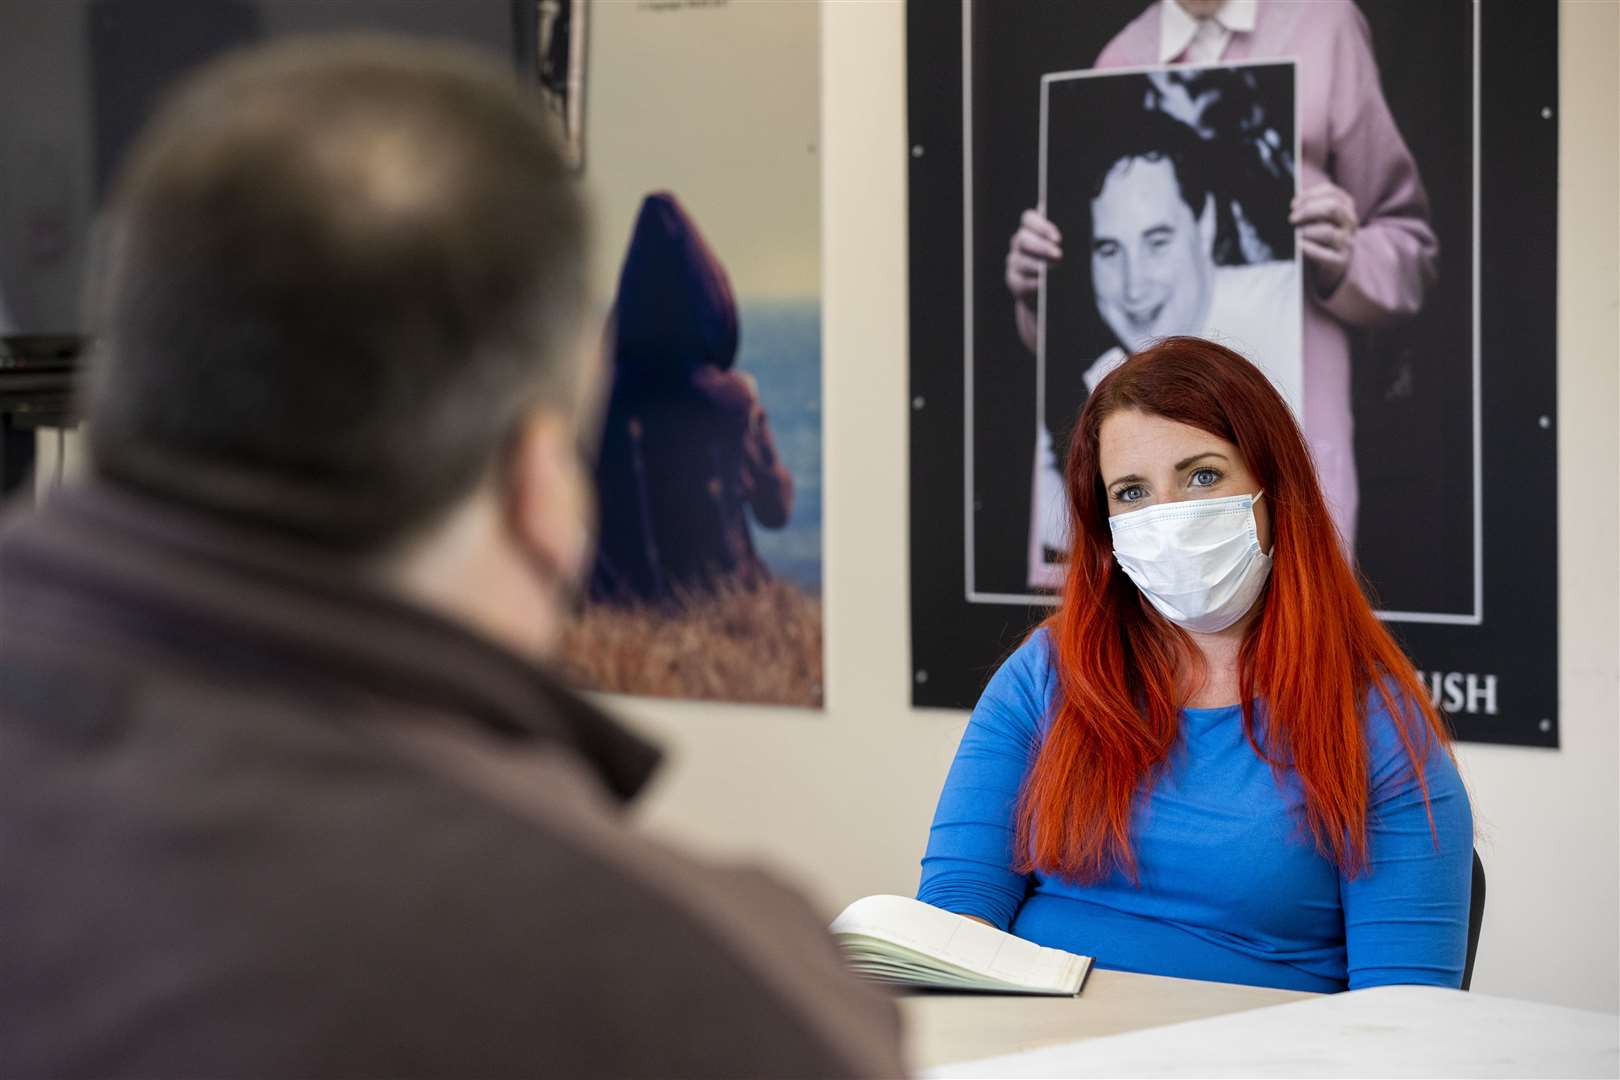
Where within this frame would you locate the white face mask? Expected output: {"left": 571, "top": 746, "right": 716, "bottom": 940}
{"left": 1108, "top": 490, "right": 1272, "bottom": 634}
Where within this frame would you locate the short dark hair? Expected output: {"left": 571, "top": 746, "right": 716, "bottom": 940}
{"left": 1081, "top": 106, "right": 1211, "bottom": 219}
{"left": 86, "top": 36, "right": 587, "bottom": 550}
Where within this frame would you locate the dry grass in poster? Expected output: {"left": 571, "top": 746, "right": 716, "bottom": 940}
{"left": 559, "top": 577, "right": 823, "bottom": 708}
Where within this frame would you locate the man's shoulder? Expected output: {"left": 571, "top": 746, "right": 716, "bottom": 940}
{"left": 283, "top": 735, "right": 902, "bottom": 1077}
{"left": 0, "top": 674, "right": 897, "bottom": 1076}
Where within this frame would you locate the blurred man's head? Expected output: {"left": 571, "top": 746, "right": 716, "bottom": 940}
{"left": 87, "top": 37, "right": 593, "bottom": 654}
{"left": 1084, "top": 111, "right": 1216, "bottom": 355}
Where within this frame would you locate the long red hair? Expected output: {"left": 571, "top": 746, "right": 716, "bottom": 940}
{"left": 1016, "top": 336, "right": 1450, "bottom": 883}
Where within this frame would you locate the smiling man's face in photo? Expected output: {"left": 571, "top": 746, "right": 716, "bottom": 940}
{"left": 1089, "top": 154, "right": 1215, "bottom": 354}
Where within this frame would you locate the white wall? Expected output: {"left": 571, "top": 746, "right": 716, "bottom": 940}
{"left": 1444, "top": 0, "right": 1620, "bottom": 1011}
{"left": 610, "top": 0, "right": 1620, "bottom": 1014}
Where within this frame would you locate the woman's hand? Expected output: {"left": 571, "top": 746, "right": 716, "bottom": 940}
{"left": 1006, "top": 208, "right": 1063, "bottom": 304}
{"left": 1291, "top": 182, "right": 1359, "bottom": 295}
{"left": 1006, "top": 208, "right": 1061, "bottom": 353}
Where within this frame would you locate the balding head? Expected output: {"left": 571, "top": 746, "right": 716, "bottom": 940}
{"left": 88, "top": 36, "right": 588, "bottom": 550}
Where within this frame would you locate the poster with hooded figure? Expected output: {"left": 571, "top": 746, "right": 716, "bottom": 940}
{"left": 590, "top": 194, "right": 795, "bottom": 606}
{"left": 559, "top": 2, "right": 822, "bottom": 708}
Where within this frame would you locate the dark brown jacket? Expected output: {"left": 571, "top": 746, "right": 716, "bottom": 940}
{"left": 0, "top": 484, "right": 905, "bottom": 1078}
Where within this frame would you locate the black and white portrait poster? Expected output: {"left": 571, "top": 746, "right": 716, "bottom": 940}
{"left": 908, "top": 1, "right": 1559, "bottom": 746}
{"left": 1029, "top": 61, "right": 1302, "bottom": 590}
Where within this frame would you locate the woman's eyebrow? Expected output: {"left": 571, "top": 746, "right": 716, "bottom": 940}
{"left": 1105, "top": 472, "right": 1144, "bottom": 488}
{"left": 1173, "top": 451, "right": 1229, "bottom": 471}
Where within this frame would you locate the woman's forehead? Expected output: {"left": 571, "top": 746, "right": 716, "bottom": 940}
{"left": 1098, "top": 409, "right": 1236, "bottom": 470}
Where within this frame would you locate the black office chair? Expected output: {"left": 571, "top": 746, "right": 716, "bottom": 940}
{"left": 1461, "top": 849, "right": 1486, "bottom": 991}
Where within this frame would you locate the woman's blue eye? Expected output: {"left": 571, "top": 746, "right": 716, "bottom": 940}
{"left": 1115, "top": 485, "right": 1145, "bottom": 503}
{"left": 1190, "top": 468, "right": 1221, "bottom": 487}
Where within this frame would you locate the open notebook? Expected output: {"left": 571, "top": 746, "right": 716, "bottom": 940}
{"left": 830, "top": 895, "right": 1092, "bottom": 996}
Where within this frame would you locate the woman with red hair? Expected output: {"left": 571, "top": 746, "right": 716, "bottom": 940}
{"left": 917, "top": 337, "right": 1472, "bottom": 991}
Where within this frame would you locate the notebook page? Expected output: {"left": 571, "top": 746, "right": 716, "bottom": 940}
{"left": 831, "top": 895, "right": 1087, "bottom": 993}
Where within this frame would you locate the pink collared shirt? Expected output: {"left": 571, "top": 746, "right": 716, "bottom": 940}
{"left": 1099, "top": 0, "right": 1440, "bottom": 547}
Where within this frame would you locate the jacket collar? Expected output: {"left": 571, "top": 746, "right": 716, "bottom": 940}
{"left": 0, "top": 481, "right": 661, "bottom": 803}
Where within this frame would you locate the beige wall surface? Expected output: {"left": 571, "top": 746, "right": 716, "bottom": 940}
{"left": 581, "top": 0, "right": 821, "bottom": 305}
{"left": 608, "top": 0, "right": 1620, "bottom": 1015}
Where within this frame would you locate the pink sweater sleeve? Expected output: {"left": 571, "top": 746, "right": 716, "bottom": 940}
{"left": 1317, "top": 2, "right": 1440, "bottom": 328}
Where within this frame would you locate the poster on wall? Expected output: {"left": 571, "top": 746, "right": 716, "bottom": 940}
{"left": 908, "top": 0, "right": 1558, "bottom": 746}
{"left": 559, "top": 0, "right": 824, "bottom": 708}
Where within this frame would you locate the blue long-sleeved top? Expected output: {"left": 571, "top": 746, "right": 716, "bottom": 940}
{"left": 917, "top": 630, "right": 1473, "bottom": 993}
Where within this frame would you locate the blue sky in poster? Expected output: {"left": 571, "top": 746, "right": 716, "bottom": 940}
{"left": 737, "top": 297, "right": 821, "bottom": 594}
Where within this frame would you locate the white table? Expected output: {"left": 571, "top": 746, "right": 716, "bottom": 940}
{"left": 904, "top": 974, "right": 1619, "bottom": 1078}
{"left": 902, "top": 969, "right": 1313, "bottom": 1069}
